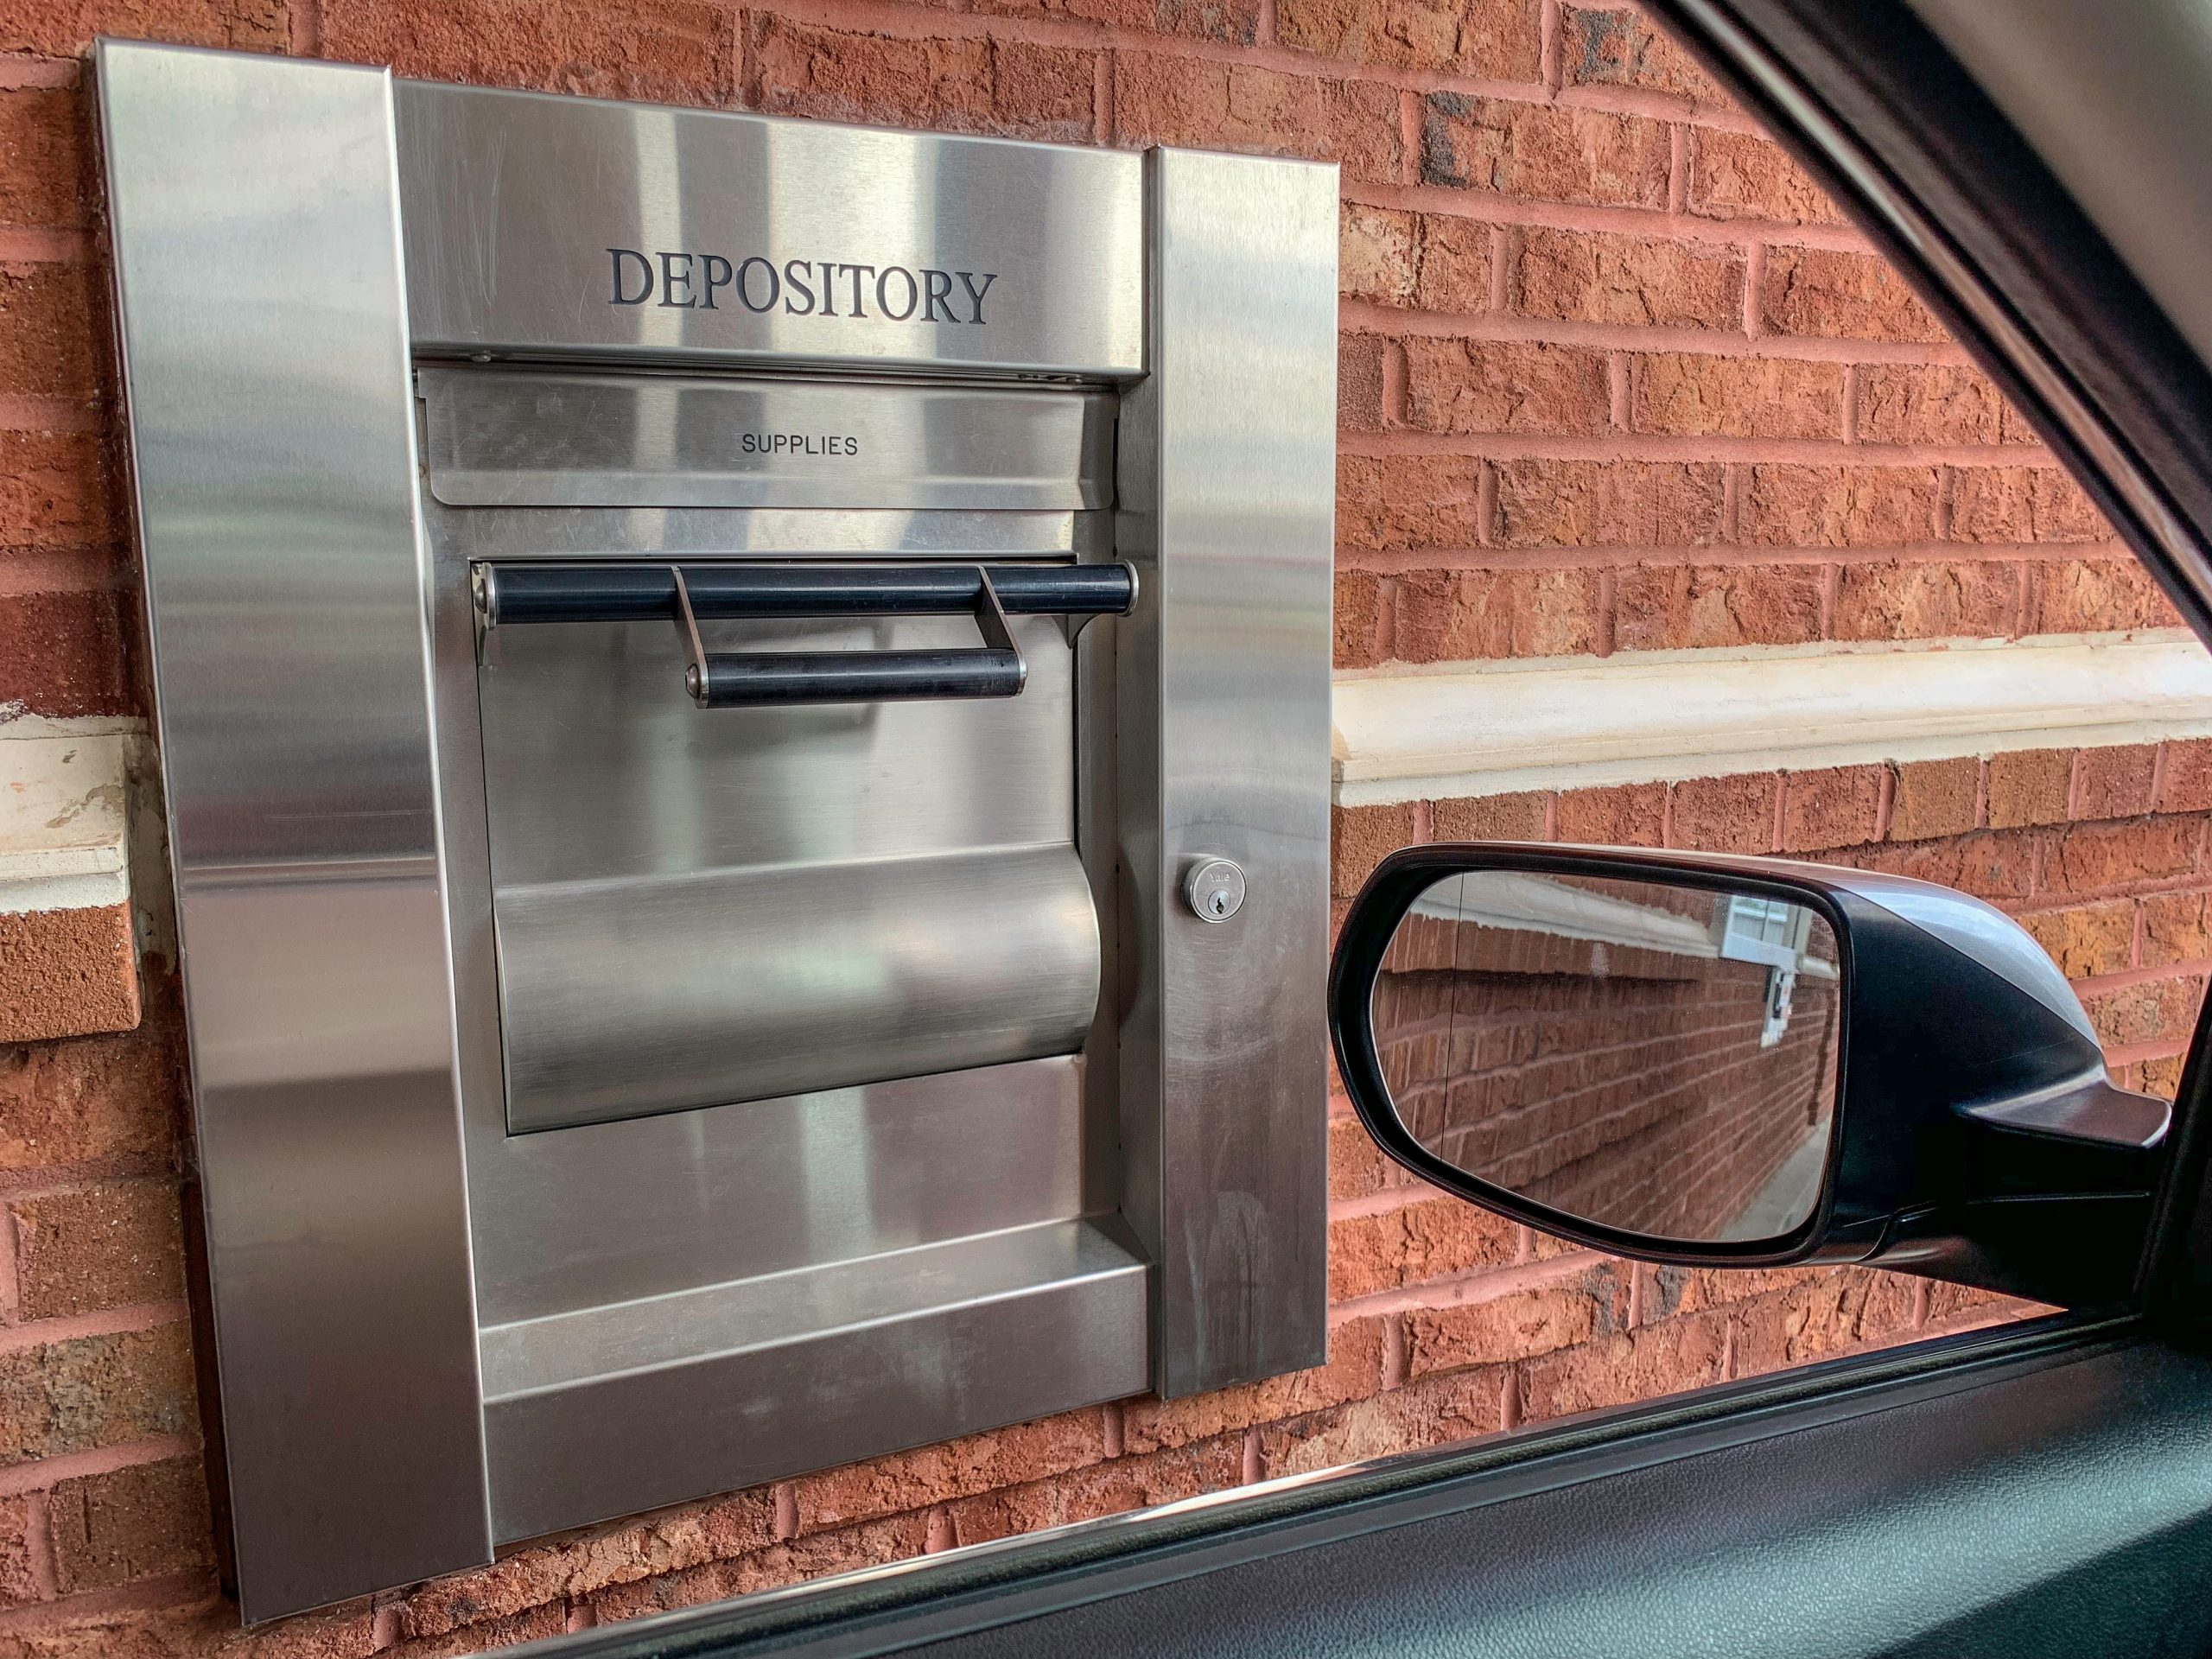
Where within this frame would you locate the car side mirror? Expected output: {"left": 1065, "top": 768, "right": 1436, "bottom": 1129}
{"left": 1330, "top": 846, "right": 2173, "bottom": 1306}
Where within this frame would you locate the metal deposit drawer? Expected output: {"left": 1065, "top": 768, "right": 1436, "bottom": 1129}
{"left": 424, "top": 366, "right": 1117, "bottom": 1133}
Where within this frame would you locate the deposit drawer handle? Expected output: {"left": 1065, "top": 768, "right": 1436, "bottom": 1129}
{"left": 473, "top": 560, "right": 1137, "bottom": 709}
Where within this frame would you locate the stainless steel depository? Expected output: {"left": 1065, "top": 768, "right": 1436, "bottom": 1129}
{"left": 95, "top": 37, "right": 1335, "bottom": 1623}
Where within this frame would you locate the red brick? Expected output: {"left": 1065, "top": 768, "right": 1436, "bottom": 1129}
{"left": 2141, "top": 1052, "right": 2190, "bottom": 1098}
{"left": 0, "top": 429, "right": 113, "bottom": 548}
{"left": 1511, "top": 226, "right": 1742, "bottom": 329}
{"left": 1327, "top": 1194, "right": 1516, "bottom": 1300}
{"left": 1948, "top": 465, "right": 2107, "bottom": 544}
{"left": 2075, "top": 744, "right": 2158, "bottom": 820}
{"left": 1612, "top": 563, "right": 1822, "bottom": 651}
{"left": 2140, "top": 891, "right": 2212, "bottom": 969}
{"left": 1731, "top": 1269, "right": 1920, "bottom": 1376}
{"left": 748, "top": 21, "right": 1093, "bottom": 143}
{"left": 1281, "top": 0, "right": 1539, "bottom": 77}
{"left": 0, "top": 261, "right": 99, "bottom": 403}
{"left": 1339, "top": 454, "right": 1485, "bottom": 550}
{"left": 1258, "top": 1364, "right": 1502, "bottom": 1476}
{"left": 1406, "top": 1264, "right": 1622, "bottom": 1375}
{"left": 1122, "top": 1315, "right": 1389, "bottom": 1451}
{"left": 1333, "top": 802, "right": 1417, "bottom": 895}
{"left": 0, "top": 1021, "right": 184, "bottom": 1173}
{"left": 1987, "top": 749, "right": 2073, "bottom": 830}
{"left": 1629, "top": 353, "right": 1844, "bottom": 440}
{"left": 1557, "top": 781, "right": 1665, "bottom": 847}
{"left": 1854, "top": 826, "right": 2043, "bottom": 904}
{"left": 2031, "top": 557, "right": 2182, "bottom": 633}
{"left": 1558, "top": 4, "right": 1719, "bottom": 101}
{"left": 0, "top": 1493, "right": 34, "bottom": 1608}
{"left": 1393, "top": 566, "right": 1602, "bottom": 659}
{"left": 325, "top": 0, "right": 734, "bottom": 105}
{"left": 1403, "top": 338, "right": 1612, "bottom": 435}
{"left": 1759, "top": 247, "right": 1942, "bottom": 342}
{"left": 1643, "top": 1263, "right": 1832, "bottom": 1319}
{"left": 1412, "top": 215, "right": 1497, "bottom": 313}
{"left": 0, "top": 86, "right": 89, "bottom": 231}
{"left": 0, "top": 901, "right": 140, "bottom": 1046}
{"left": 402, "top": 1489, "right": 776, "bottom": 1637}
{"left": 1329, "top": 1114, "right": 1397, "bottom": 1201}
{"left": 1341, "top": 203, "right": 1418, "bottom": 303}
{"left": 1782, "top": 766, "right": 1885, "bottom": 853}
{"left": 1667, "top": 773, "right": 1777, "bottom": 855}
{"left": 792, "top": 1409, "right": 1105, "bottom": 1534}
{"left": 1341, "top": 206, "right": 1492, "bottom": 312}
{"left": 1338, "top": 334, "right": 1387, "bottom": 435}
{"left": 1115, "top": 53, "right": 1401, "bottom": 183}
{"left": 2020, "top": 901, "right": 2136, "bottom": 980}
{"left": 2160, "top": 740, "right": 2212, "bottom": 814}
{"left": 0, "top": 0, "right": 285, "bottom": 56}
{"left": 1494, "top": 458, "right": 1726, "bottom": 548}
{"left": 1739, "top": 465, "right": 1942, "bottom": 547}
{"left": 1889, "top": 757, "right": 1979, "bottom": 842}
{"left": 585, "top": 1513, "right": 928, "bottom": 1624}
{"left": 0, "top": 1324, "right": 196, "bottom": 1464}
{"left": 2082, "top": 975, "right": 2205, "bottom": 1050}
{"left": 946, "top": 1435, "right": 1243, "bottom": 1547}
{"left": 1421, "top": 93, "right": 1670, "bottom": 208}
{"left": 1831, "top": 560, "right": 2019, "bottom": 639}
{"left": 10, "top": 1181, "right": 185, "bottom": 1320}
{"left": 47, "top": 1454, "right": 213, "bottom": 1593}
{"left": 1854, "top": 364, "right": 2004, "bottom": 446}
{"left": 2052, "top": 817, "right": 2202, "bottom": 894}
{"left": 1517, "top": 1308, "right": 1727, "bottom": 1422}
{"left": 0, "top": 590, "right": 130, "bottom": 718}
{"left": 1432, "top": 790, "right": 1548, "bottom": 841}
{"left": 1685, "top": 129, "right": 1843, "bottom": 225}
{"left": 1335, "top": 568, "right": 1386, "bottom": 667}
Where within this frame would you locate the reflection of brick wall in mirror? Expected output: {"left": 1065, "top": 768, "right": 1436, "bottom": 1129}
{"left": 1373, "top": 893, "right": 1841, "bottom": 1242}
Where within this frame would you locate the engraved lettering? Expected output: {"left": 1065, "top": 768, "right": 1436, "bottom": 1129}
{"left": 840, "top": 263, "right": 876, "bottom": 319}
{"left": 735, "top": 257, "right": 780, "bottom": 314}
{"left": 740, "top": 432, "right": 861, "bottom": 456}
{"left": 957, "top": 270, "right": 998, "bottom": 325}
{"left": 783, "top": 259, "right": 817, "bottom": 316}
{"left": 603, "top": 250, "right": 998, "bottom": 327}
{"left": 921, "top": 268, "right": 957, "bottom": 323}
{"left": 701, "top": 255, "right": 734, "bottom": 309}
{"left": 608, "top": 248, "right": 654, "bottom": 305}
{"left": 876, "top": 265, "right": 919, "bottom": 322}
{"left": 658, "top": 251, "right": 696, "bottom": 308}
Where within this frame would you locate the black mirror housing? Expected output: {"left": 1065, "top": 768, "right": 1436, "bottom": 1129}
{"left": 1332, "top": 845, "right": 2171, "bottom": 1307}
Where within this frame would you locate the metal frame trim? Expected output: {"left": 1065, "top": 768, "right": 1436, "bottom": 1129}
{"left": 96, "top": 40, "right": 492, "bottom": 1621}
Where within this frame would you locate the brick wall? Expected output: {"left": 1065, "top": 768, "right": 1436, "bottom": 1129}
{"left": 1376, "top": 899, "right": 1841, "bottom": 1237}
{"left": 0, "top": 0, "right": 2188, "bottom": 1650}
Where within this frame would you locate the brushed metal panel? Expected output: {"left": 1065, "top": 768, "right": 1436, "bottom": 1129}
{"left": 395, "top": 82, "right": 1143, "bottom": 376}
{"left": 433, "top": 501, "right": 1103, "bottom": 562}
{"left": 1117, "top": 150, "right": 1336, "bottom": 1395}
{"left": 471, "top": 1058, "right": 1086, "bottom": 1323}
{"left": 96, "top": 41, "right": 490, "bottom": 1620}
{"left": 481, "top": 1219, "right": 1147, "bottom": 1541}
{"left": 474, "top": 606, "right": 1074, "bottom": 887}
{"left": 497, "top": 845, "right": 1100, "bottom": 1130}
{"left": 421, "top": 367, "right": 1114, "bottom": 510}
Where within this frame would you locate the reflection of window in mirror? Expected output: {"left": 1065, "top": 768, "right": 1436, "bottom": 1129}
{"left": 1372, "top": 873, "right": 1841, "bottom": 1246}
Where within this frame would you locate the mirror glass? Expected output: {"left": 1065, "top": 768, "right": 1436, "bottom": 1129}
{"left": 1371, "top": 869, "right": 1842, "bottom": 1246}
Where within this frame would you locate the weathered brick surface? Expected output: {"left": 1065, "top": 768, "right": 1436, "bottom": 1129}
{"left": 1421, "top": 94, "right": 1671, "bottom": 207}
{"left": 1511, "top": 227, "right": 1742, "bottom": 329}
{"left": 1557, "top": 4, "right": 1716, "bottom": 102}
{"left": 1684, "top": 129, "right": 1842, "bottom": 225}
{"left": 0, "top": 1325, "right": 196, "bottom": 1465}
{"left": 47, "top": 1456, "right": 213, "bottom": 1593}
{"left": 10, "top": 1181, "right": 185, "bottom": 1319}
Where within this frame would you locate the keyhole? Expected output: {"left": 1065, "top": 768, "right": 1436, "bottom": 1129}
{"left": 1207, "top": 888, "right": 1231, "bottom": 918}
